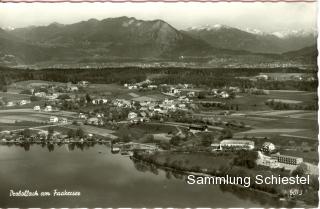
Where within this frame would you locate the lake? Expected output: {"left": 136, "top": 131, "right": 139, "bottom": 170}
{"left": 0, "top": 144, "right": 291, "bottom": 207}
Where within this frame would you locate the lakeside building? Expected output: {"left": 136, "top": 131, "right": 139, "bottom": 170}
{"left": 256, "top": 151, "right": 280, "bottom": 168}
{"left": 271, "top": 154, "right": 303, "bottom": 165}
{"left": 220, "top": 139, "right": 255, "bottom": 150}
{"left": 261, "top": 142, "right": 276, "bottom": 152}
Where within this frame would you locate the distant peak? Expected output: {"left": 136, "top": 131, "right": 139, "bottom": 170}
{"left": 2, "top": 26, "right": 15, "bottom": 31}
{"left": 87, "top": 18, "right": 99, "bottom": 22}
{"left": 186, "top": 24, "right": 231, "bottom": 31}
{"left": 271, "top": 29, "right": 316, "bottom": 38}
{"left": 48, "top": 22, "right": 64, "bottom": 27}
{"left": 243, "top": 28, "right": 266, "bottom": 36}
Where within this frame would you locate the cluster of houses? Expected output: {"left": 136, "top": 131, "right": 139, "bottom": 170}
{"left": 5, "top": 99, "right": 31, "bottom": 107}
{"left": 33, "top": 105, "right": 55, "bottom": 112}
{"left": 250, "top": 73, "right": 316, "bottom": 82}
{"left": 30, "top": 83, "right": 81, "bottom": 99}
{"left": 124, "top": 79, "right": 158, "bottom": 90}
{"left": 49, "top": 116, "right": 68, "bottom": 124}
{"left": 78, "top": 112, "right": 105, "bottom": 126}
{"left": 126, "top": 96, "right": 193, "bottom": 123}
{"left": 210, "top": 86, "right": 240, "bottom": 99}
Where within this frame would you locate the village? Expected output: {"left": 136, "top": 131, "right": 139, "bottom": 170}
{"left": 0, "top": 72, "right": 317, "bottom": 177}
{"left": 0, "top": 66, "right": 317, "bottom": 208}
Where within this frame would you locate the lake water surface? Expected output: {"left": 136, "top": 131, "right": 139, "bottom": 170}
{"left": 0, "top": 144, "right": 290, "bottom": 207}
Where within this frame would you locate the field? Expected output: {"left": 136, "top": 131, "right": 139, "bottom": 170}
{"left": 0, "top": 92, "right": 30, "bottom": 101}
{"left": 0, "top": 109, "right": 78, "bottom": 131}
{"left": 231, "top": 90, "right": 317, "bottom": 111}
{"left": 82, "top": 83, "right": 168, "bottom": 101}
{"left": 230, "top": 111, "right": 317, "bottom": 138}
{"left": 8, "top": 80, "right": 67, "bottom": 94}
{"left": 261, "top": 73, "right": 310, "bottom": 81}
{"left": 114, "top": 123, "right": 179, "bottom": 142}
{"left": 148, "top": 151, "right": 235, "bottom": 171}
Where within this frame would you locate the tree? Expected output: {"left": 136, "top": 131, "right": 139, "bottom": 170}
{"left": 233, "top": 150, "right": 257, "bottom": 169}
{"left": 292, "top": 163, "right": 308, "bottom": 176}
{"left": 46, "top": 127, "right": 54, "bottom": 140}
{"left": 220, "top": 128, "right": 233, "bottom": 139}
{"left": 198, "top": 91, "right": 206, "bottom": 99}
{"left": 30, "top": 95, "right": 41, "bottom": 102}
{"left": 170, "top": 136, "right": 182, "bottom": 146}
{"left": 201, "top": 132, "right": 215, "bottom": 147}
{"left": 67, "top": 129, "right": 76, "bottom": 138}
{"left": 58, "top": 94, "right": 71, "bottom": 100}
{"left": 85, "top": 93, "right": 92, "bottom": 104}
{"left": 76, "top": 128, "right": 85, "bottom": 138}
{"left": 22, "top": 128, "right": 31, "bottom": 138}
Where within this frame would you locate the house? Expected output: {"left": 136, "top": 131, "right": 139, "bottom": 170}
{"left": 92, "top": 98, "right": 108, "bottom": 105}
{"left": 170, "top": 87, "right": 181, "bottom": 95}
{"left": 220, "top": 91, "right": 230, "bottom": 99}
{"left": 49, "top": 116, "right": 59, "bottom": 123}
{"left": 187, "top": 91, "right": 196, "bottom": 97}
{"left": 130, "top": 117, "right": 145, "bottom": 124}
{"left": 189, "top": 124, "right": 208, "bottom": 133}
{"left": 78, "top": 81, "right": 89, "bottom": 86}
{"left": 228, "top": 86, "right": 241, "bottom": 93}
{"left": 19, "top": 100, "right": 28, "bottom": 106}
{"left": 128, "top": 112, "right": 138, "bottom": 120}
{"left": 6, "top": 101, "right": 15, "bottom": 107}
{"left": 220, "top": 139, "right": 255, "bottom": 150}
{"left": 79, "top": 113, "right": 87, "bottom": 119}
{"left": 34, "top": 92, "right": 46, "bottom": 97}
{"left": 178, "top": 103, "right": 186, "bottom": 109}
{"left": 148, "top": 85, "right": 158, "bottom": 89}
{"left": 59, "top": 117, "right": 68, "bottom": 124}
{"left": 87, "top": 117, "right": 104, "bottom": 126}
{"left": 33, "top": 105, "right": 41, "bottom": 111}
{"left": 256, "top": 74, "right": 268, "bottom": 80}
{"left": 96, "top": 113, "right": 104, "bottom": 118}
{"left": 261, "top": 142, "right": 276, "bottom": 152}
{"left": 68, "top": 86, "right": 79, "bottom": 92}
{"left": 87, "top": 117, "right": 99, "bottom": 125}
{"left": 46, "top": 93, "right": 59, "bottom": 100}
{"left": 44, "top": 106, "right": 52, "bottom": 112}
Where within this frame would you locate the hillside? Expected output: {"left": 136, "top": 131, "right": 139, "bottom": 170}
{"left": 183, "top": 25, "right": 316, "bottom": 54}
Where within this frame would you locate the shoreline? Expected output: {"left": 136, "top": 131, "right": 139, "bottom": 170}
{"left": 131, "top": 152, "right": 316, "bottom": 207}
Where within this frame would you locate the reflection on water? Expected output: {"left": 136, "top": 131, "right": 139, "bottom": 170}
{"left": 0, "top": 144, "right": 291, "bottom": 207}
{"left": 2, "top": 141, "right": 109, "bottom": 152}
{"left": 131, "top": 158, "right": 293, "bottom": 208}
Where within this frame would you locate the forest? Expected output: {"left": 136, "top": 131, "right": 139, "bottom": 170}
{"left": 0, "top": 66, "right": 317, "bottom": 91}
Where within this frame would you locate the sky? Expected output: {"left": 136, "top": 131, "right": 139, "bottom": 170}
{"left": 0, "top": 2, "right": 317, "bottom": 33}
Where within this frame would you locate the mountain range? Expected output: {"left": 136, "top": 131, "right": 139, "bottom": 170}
{"left": 183, "top": 24, "right": 316, "bottom": 54}
{"left": 0, "top": 17, "right": 317, "bottom": 66}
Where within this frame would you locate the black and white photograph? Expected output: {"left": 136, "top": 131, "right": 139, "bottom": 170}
{"left": 0, "top": 1, "right": 318, "bottom": 208}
